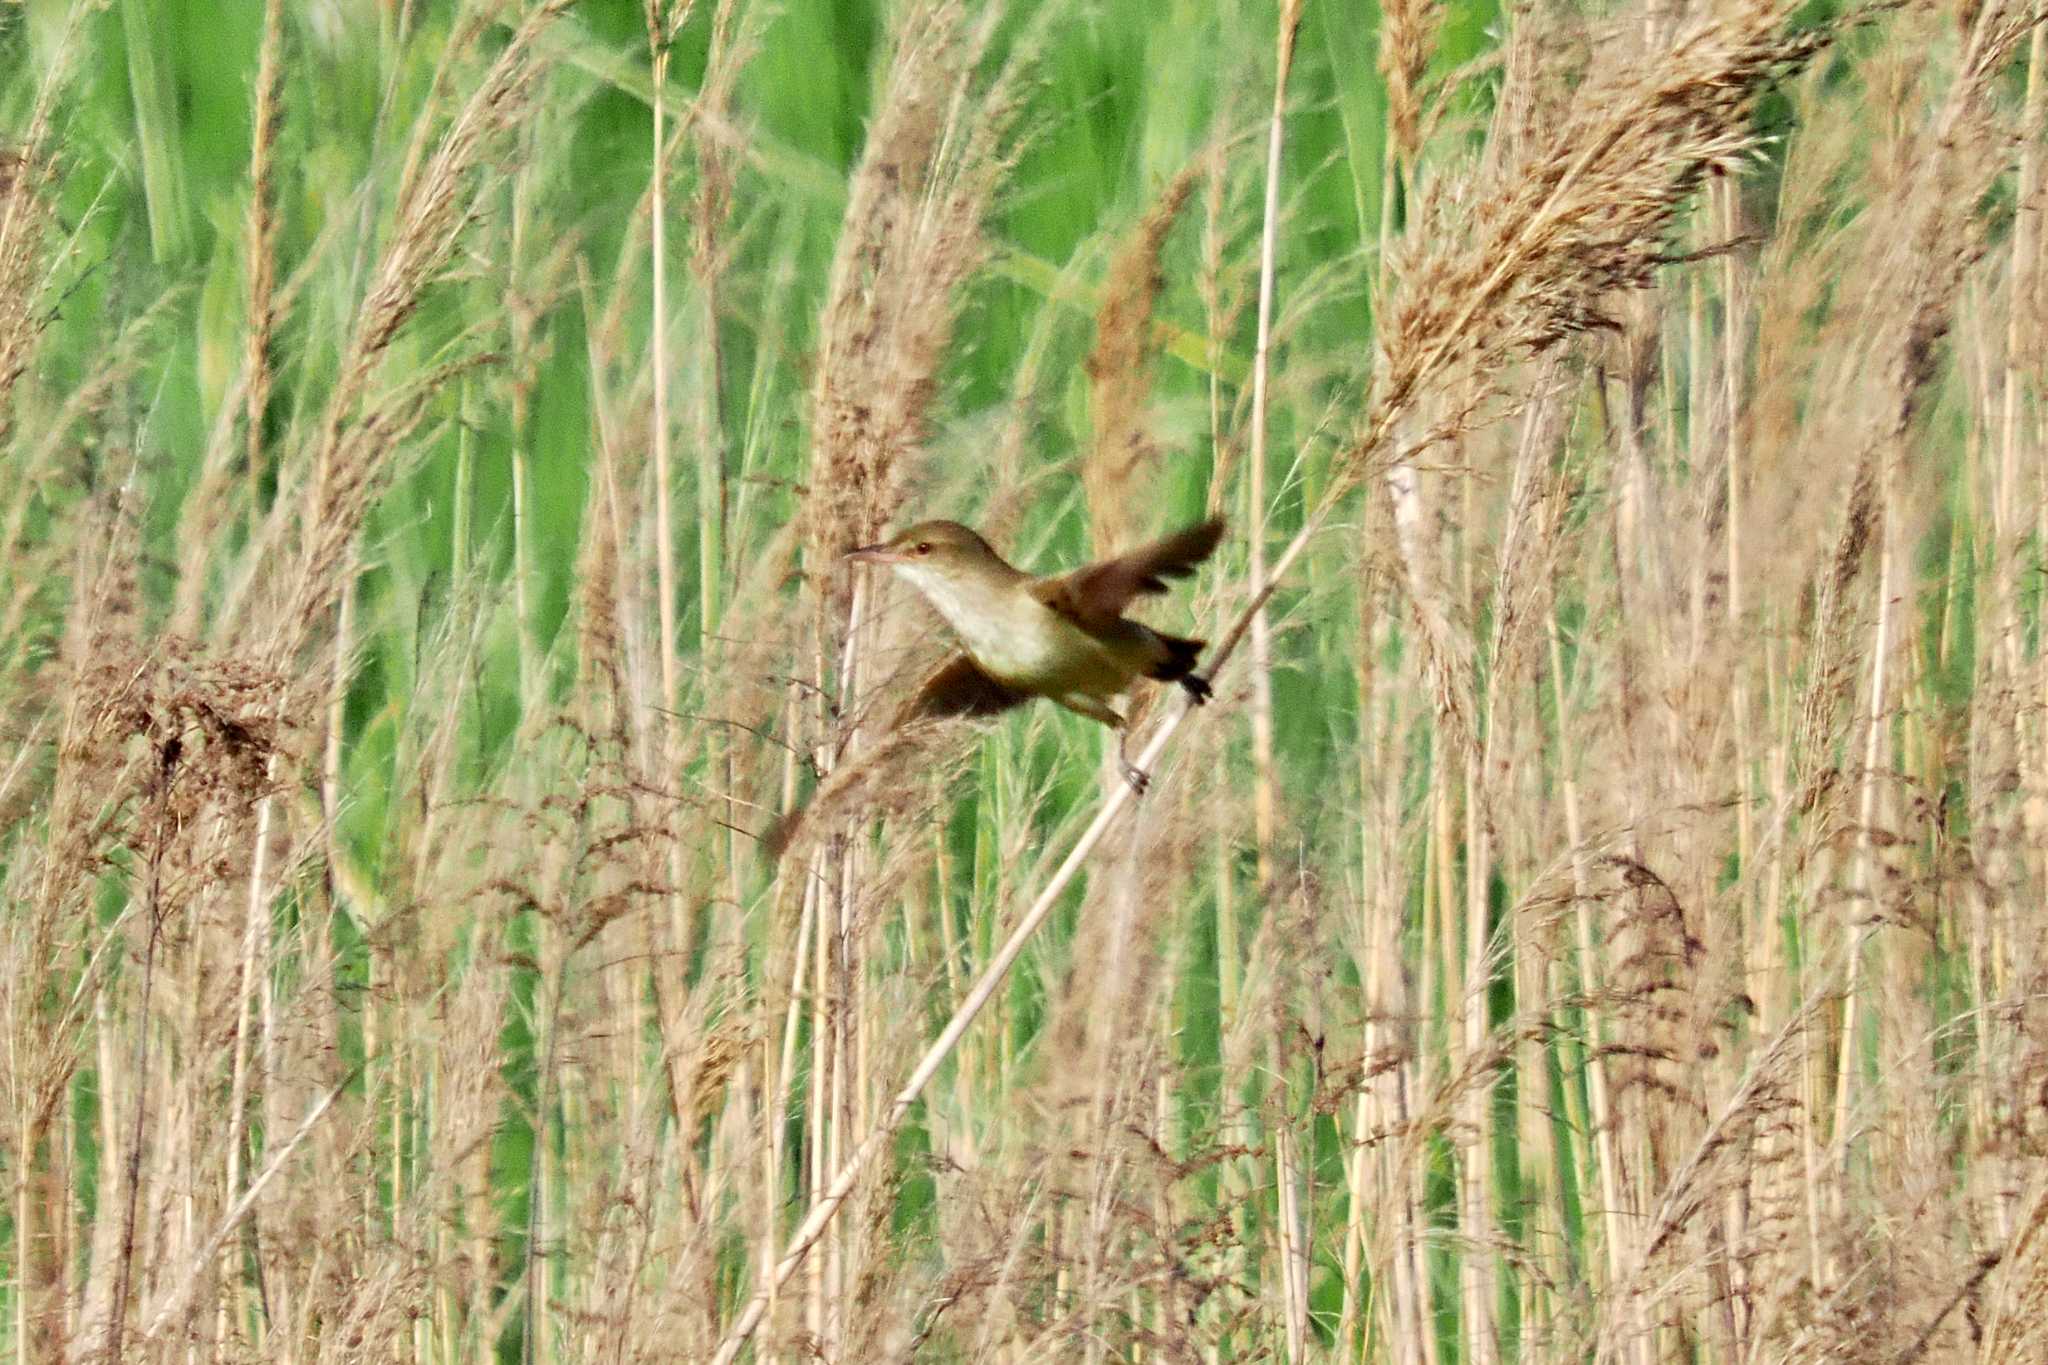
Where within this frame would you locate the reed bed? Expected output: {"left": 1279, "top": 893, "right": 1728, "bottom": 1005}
{"left": 2, "top": 0, "right": 2046, "bottom": 1360}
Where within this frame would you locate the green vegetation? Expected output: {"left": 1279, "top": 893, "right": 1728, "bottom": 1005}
{"left": 3, "top": 0, "right": 2047, "bottom": 1360}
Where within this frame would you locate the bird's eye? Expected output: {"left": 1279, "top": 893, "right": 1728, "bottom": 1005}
{"left": 914, "top": 542, "right": 932, "bottom": 555}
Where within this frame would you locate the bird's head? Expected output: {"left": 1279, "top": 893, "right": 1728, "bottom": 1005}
{"left": 845, "top": 520, "right": 1009, "bottom": 583}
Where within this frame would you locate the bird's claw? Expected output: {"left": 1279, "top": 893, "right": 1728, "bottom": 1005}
{"left": 1119, "top": 759, "right": 1151, "bottom": 796}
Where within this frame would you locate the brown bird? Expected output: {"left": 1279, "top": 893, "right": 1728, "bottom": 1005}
{"left": 847, "top": 516, "right": 1224, "bottom": 792}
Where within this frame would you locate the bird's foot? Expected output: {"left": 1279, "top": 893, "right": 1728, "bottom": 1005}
{"left": 1180, "top": 673, "right": 1213, "bottom": 705}
{"left": 1119, "top": 757, "right": 1151, "bottom": 796}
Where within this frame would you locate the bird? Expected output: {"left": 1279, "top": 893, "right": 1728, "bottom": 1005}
{"left": 846, "top": 516, "right": 1224, "bottom": 793}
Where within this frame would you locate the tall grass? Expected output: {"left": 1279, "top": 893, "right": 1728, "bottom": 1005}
{"left": 3, "top": 0, "right": 2047, "bottom": 1360}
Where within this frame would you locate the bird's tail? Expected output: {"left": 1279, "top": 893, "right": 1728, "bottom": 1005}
{"left": 1147, "top": 631, "right": 1213, "bottom": 703}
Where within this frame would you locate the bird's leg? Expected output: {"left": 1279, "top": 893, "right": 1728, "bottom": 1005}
{"left": 1179, "top": 673, "right": 1213, "bottom": 704}
{"left": 1055, "top": 692, "right": 1150, "bottom": 794}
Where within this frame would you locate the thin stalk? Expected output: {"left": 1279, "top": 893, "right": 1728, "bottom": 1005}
{"left": 243, "top": 0, "right": 283, "bottom": 516}
{"left": 1831, "top": 474, "right": 1895, "bottom": 1194}
{"left": 1250, "top": 11, "right": 1307, "bottom": 1353}
{"left": 11, "top": 1105, "right": 26, "bottom": 1365}
{"left": 1548, "top": 616, "right": 1625, "bottom": 1294}
{"left": 1339, "top": 606, "right": 1387, "bottom": 1363}
{"left": 648, "top": 28, "right": 678, "bottom": 723}
{"left": 104, "top": 777, "right": 175, "bottom": 1365}
{"left": 139, "top": 1078, "right": 349, "bottom": 1343}
{"left": 453, "top": 378, "right": 474, "bottom": 574}
{"left": 1276, "top": 1125, "right": 1309, "bottom": 1361}
{"left": 1246, "top": 0, "right": 1304, "bottom": 891}
{"left": 1718, "top": 174, "right": 1759, "bottom": 1340}
{"left": 805, "top": 845, "right": 830, "bottom": 1348}
{"left": 1998, "top": 27, "right": 2045, "bottom": 585}
{"left": 1459, "top": 757, "right": 1496, "bottom": 1365}
{"left": 766, "top": 869, "right": 820, "bottom": 1341}
{"left": 220, "top": 769, "right": 276, "bottom": 1350}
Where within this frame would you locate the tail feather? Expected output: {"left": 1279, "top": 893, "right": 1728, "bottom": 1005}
{"left": 1146, "top": 631, "right": 1207, "bottom": 687}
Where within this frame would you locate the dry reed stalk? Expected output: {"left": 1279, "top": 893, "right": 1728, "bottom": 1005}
{"left": 1484, "top": 375, "right": 1574, "bottom": 1347}
{"left": 10, "top": 509, "right": 156, "bottom": 1356}
{"left": 646, "top": 0, "right": 691, "bottom": 736}
{"left": 689, "top": 0, "right": 751, "bottom": 895}
{"left": 26, "top": 643, "right": 289, "bottom": 1360}
{"left": 1242, "top": 11, "right": 1309, "bottom": 1352}
{"left": 1247, "top": 0, "right": 1304, "bottom": 903}
{"left": 1380, "top": 6, "right": 1844, "bottom": 1358}
{"left": 1344, "top": 553, "right": 1432, "bottom": 1364}
{"left": 507, "top": 150, "right": 543, "bottom": 706}
{"left": 1768, "top": 6, "right": 2039, "bottom": 1287}
{"left": 1045, "top": 120, "right": 1212, "bottom": 1364}
{"left": 137, "top": 1076, "right": 347, "bottom": 1347}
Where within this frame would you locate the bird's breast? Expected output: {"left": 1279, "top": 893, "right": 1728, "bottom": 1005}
{"left": 897, "top": 566, "right": 1133, "bottom": 695}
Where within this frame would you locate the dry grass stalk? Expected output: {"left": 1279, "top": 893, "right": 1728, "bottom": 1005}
{"left": 0, "top": 139, "right": 52, "bottom": 443}
{"left": 647, "top": 0, "right": 690, "bottom": 734}
{"left": 1247, "top": 0, "right": 1306, "bottom": 906}
{"left": 1238, "top": 7, "right": 1312, "bottom": 1357}
{"left": 770, "top": 13, "right": 1047, "bottom": 1337}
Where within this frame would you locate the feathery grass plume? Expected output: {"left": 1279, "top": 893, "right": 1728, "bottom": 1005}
{"left": 0, "top": 2, "right": 89, "bottom": 440}
{"left": 1379, "top": 0, "right": 1442, "bottom": 170}
{"left": 1085, "top": 168, "right": 1198, "bottom": 555}
{"left": 1598, "top": 999, "right": 1815, "bottom": 1355}
{"left": 801, "top": 0, "right": 1028, "bottom": 596}
{"left": 229, "top": 0, "right": 570, "bottom": 667}
{"left": 1364, "top": 0, "right": 1833, "bottom": 475}
{"left": 0, "top": 142, "right": 51, "bottom": 440}
{"left": 1363, "top": 0, "right": 1837, "bottom": 787}
{"left": 1786, "top": 0, "right": 2028, "bottom": 807}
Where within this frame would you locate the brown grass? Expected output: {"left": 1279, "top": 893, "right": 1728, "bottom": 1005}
{"left": 12, "top": 0, "right": 2048, "bottom": 1360}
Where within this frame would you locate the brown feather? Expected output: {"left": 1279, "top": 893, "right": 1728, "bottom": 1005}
{"left": 898, "top": 652, "right": 1033, "bottom": 723}
{"left": 1027, "top": 517, "right": 1225, "bottom": 628}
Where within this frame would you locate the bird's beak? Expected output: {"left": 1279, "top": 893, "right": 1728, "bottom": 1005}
{"left": 845, "top": 543, "right": 903, "bottom": 564}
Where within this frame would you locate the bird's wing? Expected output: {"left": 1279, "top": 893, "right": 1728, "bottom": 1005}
{"left": 1027, "top": 517, "right": 1224, "bottom": 628}
{"left": 898, "top": 653, "right": 1033, "bottom": 723}
{"left": 765, "top": 656, "right": 1026, "bottom": 864}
